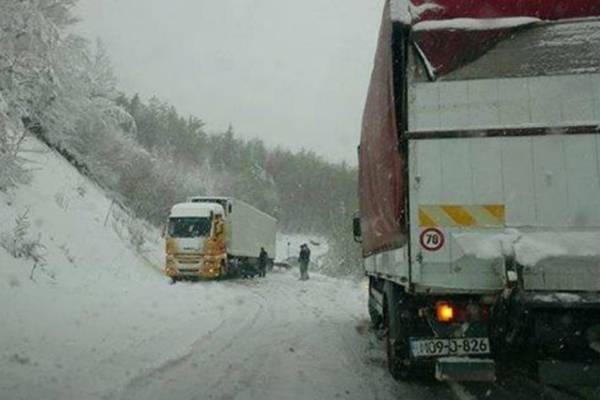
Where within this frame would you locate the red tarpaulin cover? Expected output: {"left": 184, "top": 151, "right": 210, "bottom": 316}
{"left": 413, "top": 0, "right": 600, "bottom": 21}
{"left": 359, "top": 1, "right": 406, "bottom": 256}
{"left": 411, "top": 0, "right": 600, "bottom": 76}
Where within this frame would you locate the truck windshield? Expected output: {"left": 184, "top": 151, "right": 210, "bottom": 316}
{"left": 168, "top": 217, "right": 211, "bottom": 238}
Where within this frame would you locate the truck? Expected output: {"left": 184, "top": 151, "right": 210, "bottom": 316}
{"left": 164, "top": 197, "right": 276, "bottom": 280}
{"left": 354, "top": 0, "right": 600, "bottom": 383}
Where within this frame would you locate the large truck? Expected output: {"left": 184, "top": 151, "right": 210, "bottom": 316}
{"left": 354, "top": 0, "right": 600, "bottom": 383}
{"left": 164, "top": 197, "right": 276, "bottom": 280}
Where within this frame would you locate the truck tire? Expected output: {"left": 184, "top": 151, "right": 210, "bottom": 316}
{"left": 220, "top": 260, "right": 227, "bottom": 278}
{"left": 383, "top": 282, "right": 415, "bottom": 380}
{"left": 369, "top": 300, "right": 383, "bottom": 329}
{"left": 368, "top": 277, "right": 384, "bottom": 328}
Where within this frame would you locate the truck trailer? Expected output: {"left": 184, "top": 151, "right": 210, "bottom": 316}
{"left": 165, "top": 197, "right": 276, "bottom": 280}
{"left": 355, "top": 0, "right": 600, "bottom": 383}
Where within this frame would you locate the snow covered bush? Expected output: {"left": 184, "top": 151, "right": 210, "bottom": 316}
{"left": 127, "top": 219, "right": 146, "bottom": 252}
{"left": 0, "top": 210, "right": 46, "bottom": 269}
{"left": 0, "top": 148, "right": 30, "bottom": 192}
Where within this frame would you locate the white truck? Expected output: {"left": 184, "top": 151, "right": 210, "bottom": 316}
{"left": 164, "top": 197, "right": 276, "bottom": 280}
{"left": 355, "top": 0, "right": 600, "bottom": 383}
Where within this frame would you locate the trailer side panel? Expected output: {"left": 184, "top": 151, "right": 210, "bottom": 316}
{"left": 359, "top": 1, "right": 407, "bottom": 258}
{"left": 228, "top": 199, "right": 276, "bottom": 259}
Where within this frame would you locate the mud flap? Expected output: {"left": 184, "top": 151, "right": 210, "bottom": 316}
{"left": 435, "top": 358, "right": 496, "bottom": 382}
{"left": 538, "top": 361, "right": 600, "bottom": 387}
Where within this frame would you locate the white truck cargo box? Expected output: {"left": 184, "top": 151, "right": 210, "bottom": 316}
{"left": 406, "top": 18, "right": 600, "bottom": 294}
{"left": 227, "top": 198, "right": 277, "bottom": 259}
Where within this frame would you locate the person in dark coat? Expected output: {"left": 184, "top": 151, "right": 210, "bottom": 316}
{"left": 298, "top": 244, "right": 311, "bottom": 281}
{"left": 257, "top": 247, "right": 268, "bottom": 278}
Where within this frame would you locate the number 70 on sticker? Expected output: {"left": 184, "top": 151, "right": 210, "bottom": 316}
{"left": 419, "top": 228, "right": 445, "bottom": 251}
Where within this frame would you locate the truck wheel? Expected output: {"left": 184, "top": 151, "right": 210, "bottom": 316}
{"left": 220, "top": 260, "right": 227, "bottom": 278}
{"left": 368, "top": 277, "right": 383, "bottom": 328}
{"left": 369, "top": 298, "right": 383, "bottom": 329}
{"left": 383, "top": 283, "right": 415, "bottom": 380}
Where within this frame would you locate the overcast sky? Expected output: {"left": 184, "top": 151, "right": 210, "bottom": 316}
{"left": 75, "top": 0, "right": 384, "bottom": 164}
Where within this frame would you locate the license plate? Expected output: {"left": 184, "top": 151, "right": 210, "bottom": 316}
{"left": 410, "top": 337, "right": 490, "bottom": 358}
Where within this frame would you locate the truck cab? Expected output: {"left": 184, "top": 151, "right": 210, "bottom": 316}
{"left": 164, "top": 202, "right": 226, "bottom": 280}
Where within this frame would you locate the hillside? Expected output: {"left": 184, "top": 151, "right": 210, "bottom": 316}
{"left": 0, "top": 138, "right": 239, "bottom": 398}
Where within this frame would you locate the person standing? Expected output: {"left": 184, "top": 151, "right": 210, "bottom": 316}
{"left": 257, "top": 247, "right": 268, "bottom": 278}
{"left": 298, "top": 244, "right": 311, "bottom": 281}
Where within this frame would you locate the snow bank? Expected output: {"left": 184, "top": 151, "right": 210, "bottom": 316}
{"left": 413, "top": 17, "right": 541, "bottom": 32}
{"left": 0, "top": 138, "right": 236, "bottom": 399}
{"left": 453, "top": 230, "right": 600, "bottom": 267}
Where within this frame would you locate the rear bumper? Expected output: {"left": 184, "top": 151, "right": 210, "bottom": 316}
{"left": 435, "top": 357, "right": 496, "bottom": 382}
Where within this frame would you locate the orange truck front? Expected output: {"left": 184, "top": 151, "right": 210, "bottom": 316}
{"left": 164, "top": 202, "right": 227, "bottom": 280}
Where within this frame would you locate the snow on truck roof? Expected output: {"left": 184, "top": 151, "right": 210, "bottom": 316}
{"left": 441, "top": 18, "right": 600, "bottom": 80}
{"left": 187, "top": 196, "right": 229, "bottom": 202}
{"left": 391, "top": 0, "right": 600, "bottom": 78}
{"left": 413, "top": 16, "right": 540, "bottom": 31}
{"left": 390, "top": 0, "right": 600, "bottom": 24}
{"left": 187, "top": 196, "right": 278, "bottom": 222}
{"left": 390, "top": 0, "right": 441, "bottom": 24}
{"left": 170, "top": 202, "right": 224, "bottom": 218}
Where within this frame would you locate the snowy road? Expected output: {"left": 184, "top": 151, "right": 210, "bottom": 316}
{"left": 118, "top": 271, "right": 451, "bottom": 400}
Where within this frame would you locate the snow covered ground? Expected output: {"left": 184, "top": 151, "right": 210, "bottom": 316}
{"left": 0, "top": 139, "right": 450, "bottom": 400}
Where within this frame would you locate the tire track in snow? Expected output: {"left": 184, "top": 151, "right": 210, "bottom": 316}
{"left": 117, "top": 318, "right": 227, "bottom": 399}
{"left": 119, "top": 281, "right": 268, "bottom": 400}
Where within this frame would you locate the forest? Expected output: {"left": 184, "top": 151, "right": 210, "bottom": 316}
{"left": 0, "top": 0, "right": 361, "bottom": 276}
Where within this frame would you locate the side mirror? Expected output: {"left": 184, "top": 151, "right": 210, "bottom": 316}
{"left": 352, "top": 216, "right": 362, "bottom": 243}
{"left": 161, "top": 224, "right": 166, "bottom": 238}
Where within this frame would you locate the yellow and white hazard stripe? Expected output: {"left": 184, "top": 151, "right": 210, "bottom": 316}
{"left": 418, "top": 205, "right": 505, "bottom": 228}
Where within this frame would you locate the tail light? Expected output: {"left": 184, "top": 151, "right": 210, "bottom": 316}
{"left": 435, "top": 301, "right": 490, "bottom": 323}
{"left": 436, "top": 302, "right": 455, "bottom": 323}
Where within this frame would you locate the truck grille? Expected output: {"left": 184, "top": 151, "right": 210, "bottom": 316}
{"left": 175, "top": 253, "right": 202, "bottom": 264}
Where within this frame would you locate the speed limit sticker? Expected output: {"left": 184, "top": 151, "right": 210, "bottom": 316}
{"left": 420, "top": 228, "right": 445, "bottom": 251}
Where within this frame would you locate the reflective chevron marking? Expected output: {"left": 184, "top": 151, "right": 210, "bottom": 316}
{"left": 418, "top": 205, "right": 505, "bottom": 228}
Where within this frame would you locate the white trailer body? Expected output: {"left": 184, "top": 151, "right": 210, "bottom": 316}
{"left": 226, "top": 198, "right": 277, "bottom": 259}
{"left": 405, "top": 20, "right": 600, "bottom": 294}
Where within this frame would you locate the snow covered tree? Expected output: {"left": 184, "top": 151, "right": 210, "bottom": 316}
{"left": 0, "top": 0, "right": 76, "bottom": 189}
{"left": 0, "top": 0, "right": 135, "bottom": 190}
